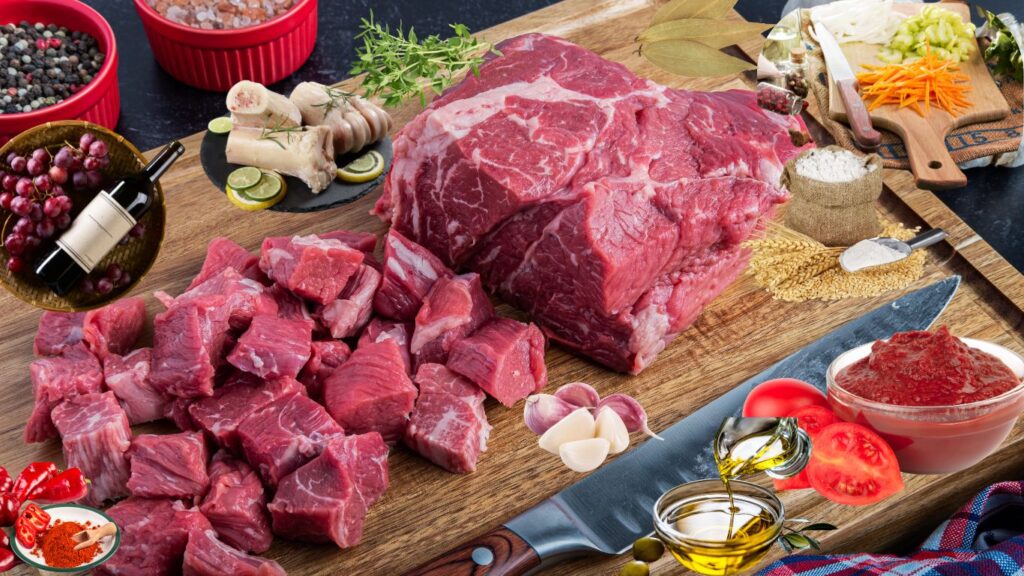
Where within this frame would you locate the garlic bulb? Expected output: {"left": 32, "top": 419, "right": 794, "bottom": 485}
{"left": 559, "top": 438, "right": 611, "bottom": 472}
{"left": 595, "top": 407, "right": 630, "bottom": 454}
{"left": 538, "top": 408, "right": 596, "bottom": 455}
{"left": 523, "top": 394, "right": 576, "bottom": 435}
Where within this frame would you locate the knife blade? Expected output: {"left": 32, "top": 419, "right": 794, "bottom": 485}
{"left": 405, "top": 276, "right": 960, "bottom": 576}
{"left": 813, "top": 19, "right": 882, "bottom": 150}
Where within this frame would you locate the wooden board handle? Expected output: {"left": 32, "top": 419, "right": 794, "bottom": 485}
{"left": 404, "top": 526, "right": 541, "bottom": 576}
{"left": 836, "top": 79, "right": 881, "bottom": 151}
{"left": 902, "top": 125, "right": 967, "bottom": 190}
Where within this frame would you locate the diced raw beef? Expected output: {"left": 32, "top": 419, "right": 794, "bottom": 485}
{"left": 323, "top": 340, "right": 417, "bottom": 442}
{"left": 97, "top": 497, "right": 211, "bottom": 576}
{"left": 404, "top": 364, "right": 490, "bottom": 474}
{"left": 267, "top": 283, "right": 314, "bottom": 324}
{"left": 169, "top": 268, "right": 277, "bottom": 331}
{"left": 375, "top": 34, "right": 810, "bottom": 373}
{"left": 128, "top": 432, "right": 210, "bottom": 499}
{"left": 151, "top": 294, "right": 232, "bottom": 398}
{"left": 319, "top": 229, "right": 378, "bottom": 255}
{"left": 188, "top": 236, "right": 263, "bottom": 290}
{"left": 82, "top": 297, "right": 147, "bottom": 361}
{"left": 259, "top": 234, "right": 364, "bottom": 304}
{"left": 298, "top": 340, "right": 351, "bottom": 400}
{"left": 200, "top": 452, "right": 273, "bottom": 554}
{"left": 227, "top": 314, "right": 312, "bottom": 380}
{"left": 26, "top": 343, "right": 103, "bottom": 443}
{"left": 268, "top": 433, "right": 389, "bottom": 548}
{"left": 237, "top": 393, "right": 344, "bottom": 487}
{"left": 33, "top": 311, "right": 85, "bottom": 356}
{"left": 51, "top": 392, "right": 131, "bottom": 505}
{"left": 183, "top": 528, "right": 286, "bottom": 576}
{"left": 189, "top": 373, "right": 304, "bottom": 452}
{"left": 104, "top": 348, "right": 170, "bottom": 425}
{"left": 411, "top": 273, "right": 493, "bottom": 369}
{"left": 448, "top": 318, "right": 547, "bottom": 406}
{"left": 316, "top": 265, "right": 381, "bottom": 339}
{"left": 372, "top": 229, "right": 452, "bottom": 321}
{"left": 359, "top": 318, "right": 412, "bottom": 372}
{"left": 166, "top": 397, "right": 198, "bottom": 431}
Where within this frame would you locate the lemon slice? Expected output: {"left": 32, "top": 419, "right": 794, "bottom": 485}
{"left": 226, "top": 180, "right": 286, "bottom": 211}
{"left": 244, "top": 171, "right": 284, "bottom": 200}
{"left": 337, "top": 150, "right": 385, "bottom": 183}
{"left": 227, "top": 166, "right": 263, "bottom": 191}
{"left": 208, "top": 117, "right": 233, "bottom": 134}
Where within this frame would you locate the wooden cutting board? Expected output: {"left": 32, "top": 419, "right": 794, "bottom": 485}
{"left": 0, "top": 1, "right": 1022, "bottom": 575}
{"left": 825, "top": 2, "right": 1011, "bottom": 190}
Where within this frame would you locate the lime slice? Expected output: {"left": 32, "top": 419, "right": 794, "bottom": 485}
{"left": 243, "top": 171, "right": 284, "bottom": 201}
{"left": 337, "top": 150, "right": 385, "bottom": 183}
{"left": 227, "top": 166, "right": 263, "bottom": 191}
{"left": 226, "top": 183, "right": 284, "bottom": 211}
{"left": 208, "top": 117, "right": 233, "bottom": 134}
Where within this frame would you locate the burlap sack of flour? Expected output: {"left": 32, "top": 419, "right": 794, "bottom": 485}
{"left": 781, "top": 146, "right": 883, "bottom": 246}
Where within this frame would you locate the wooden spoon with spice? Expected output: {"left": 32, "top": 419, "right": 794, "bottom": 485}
{"left": 71, "top": 522, "right": 117, "bottom": 551}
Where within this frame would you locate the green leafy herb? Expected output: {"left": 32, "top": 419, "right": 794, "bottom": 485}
{"left": 981, "top": 10, "right": 1022, "bottom": 82}
{"left": 258, "top": 123, "right": 305, "bottom": 150}
{"left": 313, "top": 85, "right": 355, "bottom": 116}
{"left": 778, "top": 521, "right": 837, "bottom": 553}
{"left": 350, "top": 12, "right": 498, "bottom": 107}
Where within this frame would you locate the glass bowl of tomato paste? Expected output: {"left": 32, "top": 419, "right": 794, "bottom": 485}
{"left": 826, "top": 331, "right": 1024, "bottom": 475}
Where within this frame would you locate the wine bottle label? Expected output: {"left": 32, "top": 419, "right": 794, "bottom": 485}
{"left": 56, "top": 191, "right": 136, "bottom": 273}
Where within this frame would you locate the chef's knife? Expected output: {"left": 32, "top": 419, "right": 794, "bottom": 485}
{"left": 813, "top": 20, "right": 882, "bottom": 151}
{"left": 405, "top": 276, "right": 960, "bottom": 576}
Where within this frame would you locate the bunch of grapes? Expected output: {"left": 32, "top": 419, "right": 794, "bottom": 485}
{"left": 0, "top": 132, "right": 110, "bottom": 274}
{"left": 81, "top": 262, "right": 133, "bottom": 296}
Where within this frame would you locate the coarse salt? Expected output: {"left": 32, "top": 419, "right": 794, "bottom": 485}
{"left": 795, "top": 148, "right": 877, "bottom": 183}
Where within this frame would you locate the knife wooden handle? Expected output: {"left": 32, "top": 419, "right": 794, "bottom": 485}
{"left": 404, "top": 526, "right": 540, "bottom": 576}
{"left": 836, "top": 78, "right": 882, "bottom": 151}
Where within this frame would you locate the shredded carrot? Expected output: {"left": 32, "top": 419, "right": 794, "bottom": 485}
{"left": 856, "top": 48, "right": 972, "bottom": 117}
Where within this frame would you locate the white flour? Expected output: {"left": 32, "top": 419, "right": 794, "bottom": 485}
{"left": 840, "top": 239, "right": 906, "bottom": 272}
{"left": 796, "top": 148, "right": 878, "bottom": 183}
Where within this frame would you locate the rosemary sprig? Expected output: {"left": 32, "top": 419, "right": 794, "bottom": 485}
{"left": 312, "top": 85, "right": 355, "bottom": 117}
{"left": 778, "top": 520, "right": 838, "bottom": 553}
{"left": 350, "top": 12, "right": 498, "bottom": 107}
{"left": 259, "top": 123, "right": 305, "bottom": 150}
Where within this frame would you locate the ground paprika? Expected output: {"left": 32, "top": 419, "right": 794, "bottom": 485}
{"left": 39, "top": 520, "right": 101, "bottom": 569}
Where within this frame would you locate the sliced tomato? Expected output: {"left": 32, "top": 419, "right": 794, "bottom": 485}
{"left": 789, "top": 405, "right": 839, "bottom": 439}
{"left": 743, "top": 378, "right": 829, "bottom": 418}
{"left": 806, "top": 423, "right": 904, "bottom": 506}
{"left": 773, "top": 471, "right": 812, "bottom": 491}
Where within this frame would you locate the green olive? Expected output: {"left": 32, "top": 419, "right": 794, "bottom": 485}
{"left": 619, "top": 560, "right": 651, "bottom": 576}
{"left": 632, "top": 537, "right": 666, "bottom": 563}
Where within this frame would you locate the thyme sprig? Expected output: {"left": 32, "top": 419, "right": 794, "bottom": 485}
{"left": 313, "top": 85, "right": 355, "bottom": 117}
{"left": 350, "top": 12, "right": 498, "bottom": 107}
{"left": 778, "top": 520, "right": 838, "bottom": 553}
{"left": 259, "top": 123, "right": 305, "bottom": 150}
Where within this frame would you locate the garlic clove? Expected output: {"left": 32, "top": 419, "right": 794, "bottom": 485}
{"left": 554, "top": 382, "right": 601, "bottom": 408}
{"left": 538, "top": 408, "right": 596, "bottom": 455}
{"left": 595, "top": 407, "right": 630, "bottom": 454}
{"left": 523, "top": 394, "right": 577, "bottom": 435}
{"left": 559, "top": 438, "right": 611, "bottom": 472}
{"left": 596, "top": 394, "right": 662, "bottom": 440}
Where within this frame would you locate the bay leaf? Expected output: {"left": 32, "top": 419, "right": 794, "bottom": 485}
{"left": 638, "top": 18, "right": 772, "bottom": 47}
{"left": 642, "top": 39, "right": 755, "bottom": 77}
{"left": 651, "top": 0, "right": 740, "bottom": 25}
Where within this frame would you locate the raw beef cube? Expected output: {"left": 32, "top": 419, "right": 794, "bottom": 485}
{"left": 227, "top": 314, "right": 312, "bottom": 380}
{"left": 316, "top": 264, "right": 381, "bottom": 339}
{"left": 404, "top": 364, "right": 491, "bottom": 473}
{"left": 259, "top": 234, "right": 364, "bottom": 304}
{"left": 166, "top": 398, "right": 198, "bottom": 431}
{"left": 82, "top": 297, "right": 147, "bottom": 361}
{"left": 189, "top": 373, "right": 304, "bottom": 452}
{"left": 267, "top": 283, "right": 314, "bottom": 323}
{"left": 128, "top": 432, "right": 210, "bottom": 499}
{"left": 104, "top": 348, "right": 170, "bottom": 425}
{"left": 448, "top": 318, "right": 547, "bottom": 406}
{"left": 26, "top": 343, "right": 103, "bottom": 443}
{"left": 359, "top": 318, "right": 412, "bottom": 372}
{"left": 319, "top": 229, "right": 378, "bottom": 254}
{"left": 33, "top": 311, "right": 85, "bottom": 356}
{"left": 268, "top": 433, "right": 388, "bottom": 548}
{"left": 51, "top": 392, "right": 131, "bottom": 505}
{"left": 151, "top": 295, "right": 232, "bottom": 398}
{"left": 168, "top": 268, "right": 277, "bottom": 331}
{"left": 200, "top": 452, "right": 272, "bottom": 553}
{"left": 97, "top": 497, "right": 211, "bottom": 576}
{"left": 298, "top": 340, "right": 351, "bottom": 400}
{"left": 183, "top": 528, "right": 285, "bottom": 576}
{"left": 237, "top": 393, "right": 344, "bottom": 487}
{"left": 188, "top": 236, "right": 262, "bottom": 290}
{"left": 373, "top": 229, "right": 452, "bottom": 321}
{"left": 323, "top": 340, "right": 417, "bottom": 442}
{"left": 411, "top": 273, "right": 493, "bottom": 369}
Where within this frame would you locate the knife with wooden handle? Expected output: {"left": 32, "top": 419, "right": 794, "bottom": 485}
{"left": 814, "top": 20, "right": 882, "bottom": 151}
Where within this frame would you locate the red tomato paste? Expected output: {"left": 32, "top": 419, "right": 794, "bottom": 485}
{"left": 836, "top": 326, "right": 1019, "bottom": 406}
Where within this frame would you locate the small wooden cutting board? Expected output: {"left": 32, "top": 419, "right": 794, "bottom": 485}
{"left": 826, "top": 3, "right": 1010, "bottom": 190}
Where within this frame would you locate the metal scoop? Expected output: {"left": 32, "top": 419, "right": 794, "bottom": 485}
{"left": 840, "top": 228, "right": 947, "bottom": 273}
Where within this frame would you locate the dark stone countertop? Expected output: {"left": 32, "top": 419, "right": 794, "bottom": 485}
{"left": 84, "top": 0, "right": 1024, "bottom": 271}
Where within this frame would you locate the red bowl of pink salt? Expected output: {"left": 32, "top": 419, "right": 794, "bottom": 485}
{"left": 132, "top": 0, "right": 317, "bottom": 92}
{"left": 827, "top": 328, "right": 1024, "bottom": 475}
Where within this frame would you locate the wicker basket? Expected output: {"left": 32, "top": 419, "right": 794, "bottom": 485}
{"left": 0, "top": 121, "right": 166, "bottom": 311}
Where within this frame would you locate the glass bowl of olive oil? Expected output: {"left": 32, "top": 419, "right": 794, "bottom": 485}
{"left": 654, "top": 480, "right": 784, "bottom": 576}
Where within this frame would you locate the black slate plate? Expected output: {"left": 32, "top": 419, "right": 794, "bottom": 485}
{"left": 199, "top": 128, "right": 392, "bottom": 213}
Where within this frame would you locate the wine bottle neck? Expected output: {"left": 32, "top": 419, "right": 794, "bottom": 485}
{"left": 143, "top": 141, "right": 185, "bottom": 184}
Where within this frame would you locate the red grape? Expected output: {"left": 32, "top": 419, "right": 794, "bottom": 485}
{"left": 120, "top": 272, "right": 132, "bottom": 286}
{"left": 56, "top": 195, "right": 72, "bottom": 213}
{"left": 13, "top": 218, "right": 33, "bottom": 236}
{"left": 6, "top": 256, "right": 25, "bottom": 274}
{"left": 106, "top": 263, "right": 123, "bottom": 283}
{"left": 83, "top": 156, "right": 101, "bottom": 171}
{"left": 85, "top": 171, "right": 102, "bottom": 189}
{"left": 33, "top": 174, "right": 52, "bottom": 192}
{"left": 43, "top": 197, "right": 62, "bottom": 218}
{"left": 1, "top": 174, "right": 16, "bottom": 191}
{"left": 36, "top": 220, "right": 55, "bottom": 239}
{"left": 72, "top": 171, "right": 88, "bottom": 190}
{"left": 53, "top": 147, "right": 73, "bottom": 169}
{"left": 95, "top": 155, "right": 110, "bottom": 169}
{"left": 88, "top": 140, "right": 108, "bottom": 158}
{"left": 23, "top": 235, "right": 40, "bottom": 252}
{"left": 79, "top": 133, "right": 96, "bottom": 150}
{"left": 96, "top": 278, "right": 113, "bottom": 295}
{"left": 55, "top": 213, "right": 71, "bottom": 230}
{"left": 9, "top": 156, "right": 26, "bottom": 174}
{"left": 4, "top": 233, "right": 26, "bottom": 256}
{"left": 0, "top": 192, "right": 12, "bottom": 210}
{"left": 15, "top": 177, "right": 33, "bottom": 197}
{"left": 48, "top": 165, "right": 68, "bottom": 185}
{"left": 51, "top": 184, "right": 65, "bottom": 197}
{"left": 129, "top": 222, "right": 147, "bottom": 238}
{"left": 26, "top": 158, "right": 44, "bottom": 176}
{"left": 31, "top": 148, "right": 48, "bottom": 164}
{"left": 80, "top": 277, "right": 95, "bottom": 293}
{"left": 5, "top": 152, "right": 17, "bottom": 165}
{"left": 29, "top": 203, "right": 43, "bottom": 222}
{"left": 9, "top": 196, "right": 30, "bottom": 216}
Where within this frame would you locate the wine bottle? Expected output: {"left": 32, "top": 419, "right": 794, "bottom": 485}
{"left": 35, "top": 141, "right": 185, "bottom": 296}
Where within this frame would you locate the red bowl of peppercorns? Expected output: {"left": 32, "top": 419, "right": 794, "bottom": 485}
{"left": 0, "top": 0, "right": 120, "bottom": 145}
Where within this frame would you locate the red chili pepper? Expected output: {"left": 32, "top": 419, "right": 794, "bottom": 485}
{"left": 0, "top": 494, "right": 16, "bottom": 527}
{"left": 14, "top": 517, "right": 37, "bottom": 549}
{"left": 0, "top": 546, "right": 18, "bottom": 572}
{"left": 26, "top": 468, "right": 88, "bottom": 504}
{"left": 19, "top": 503, "right": 50, "bottom": 532}
{"left": 12, "top": 462, "right": 57, "bottom": 502}
{"left": 0, "top": 467, "right": 11, "bottom": 494}
{"left": 0, "top": 530, "right": 7, "bottom": 548}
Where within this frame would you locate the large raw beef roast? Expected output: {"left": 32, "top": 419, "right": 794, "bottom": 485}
{"left": 375, "top": 33, "right": 812, "bottom": 373}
